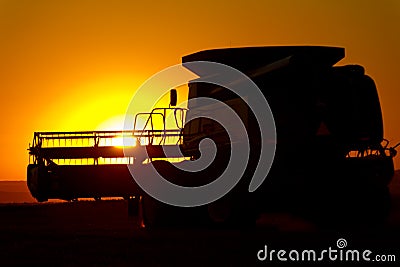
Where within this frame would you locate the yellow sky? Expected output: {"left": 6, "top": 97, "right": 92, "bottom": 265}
{"left": 0, "top": 0, "right": 399, "bottom": 180}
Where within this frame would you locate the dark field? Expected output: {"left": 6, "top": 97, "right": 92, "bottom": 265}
{"left": 0, "top": 174, "right": 400, "bottom": 266}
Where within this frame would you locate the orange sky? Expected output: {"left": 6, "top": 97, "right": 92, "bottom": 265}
{"left": 0, "top": 0, "right": 399, "bottom": 180}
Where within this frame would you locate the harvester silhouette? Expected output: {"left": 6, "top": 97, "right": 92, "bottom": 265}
{"left": 28, "top": 46, "right": 398, "bottom": 227}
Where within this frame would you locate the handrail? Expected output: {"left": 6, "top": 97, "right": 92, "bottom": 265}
{"left": 132, "top": 107, "right": 187, "bottom": 145}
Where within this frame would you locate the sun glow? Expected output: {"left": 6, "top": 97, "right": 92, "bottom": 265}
{"left": 95, "top": 114, "right": 137, "bottom": 147}
{"left": 110, "top": 136, "right": 137, "bottom": 147}
{"left": 96, "top": 114, "right": 130, "bottom": 131}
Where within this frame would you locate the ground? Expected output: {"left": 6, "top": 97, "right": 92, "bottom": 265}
{"left": 0, "top": 173, "right": 399, "bottom": 266}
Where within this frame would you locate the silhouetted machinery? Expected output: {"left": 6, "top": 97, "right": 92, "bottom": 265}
{"left": 28, "top": 46, "right": 398, "bottom": 226}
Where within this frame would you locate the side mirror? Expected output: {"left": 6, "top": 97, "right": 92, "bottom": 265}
{"left": 170, "top": 89, "right": 177, "bottom": 107}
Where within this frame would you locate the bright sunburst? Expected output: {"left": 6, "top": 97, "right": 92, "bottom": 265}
{"left": 96, "top": 114, "right": 137, "bottom": 147}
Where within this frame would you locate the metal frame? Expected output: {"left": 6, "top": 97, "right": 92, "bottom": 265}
{"left": 29, "top": 108, "right": 188, "bottom": 166}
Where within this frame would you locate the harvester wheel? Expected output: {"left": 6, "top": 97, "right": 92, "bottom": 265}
{"left": 141, "top": 193, "right": 210, "bottom": 228}
{"left": 207, "top": 195, "right": 257, "bottom": 229}
{"left": 308, "top": 184, "right": 391, "bottom": 229}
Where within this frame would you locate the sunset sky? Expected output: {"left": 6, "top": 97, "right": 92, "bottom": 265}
{"left": 0, "top": 0, "right": 399, "bottom": 180}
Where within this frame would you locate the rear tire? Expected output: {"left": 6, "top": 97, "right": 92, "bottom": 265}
{"left": 304, "top": 184, "right": 391, "bottom": 229}
{"left": 141, "top": 193, "right": 210, "bottom": 229}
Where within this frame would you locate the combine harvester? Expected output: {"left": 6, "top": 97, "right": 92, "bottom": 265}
{"left": 28, "top": 46, "right": 398, "bottom": 227}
